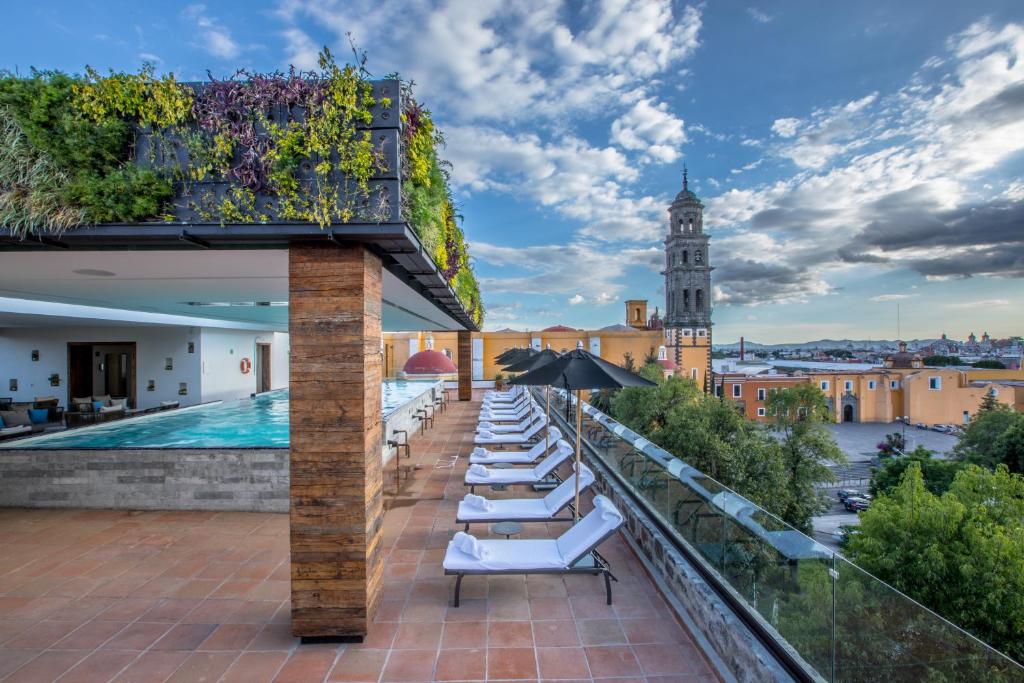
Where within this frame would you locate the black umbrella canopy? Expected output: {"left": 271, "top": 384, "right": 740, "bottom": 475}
{"left": 502, "top": 348, "right": 559, "bottom": 373}
{"left": 494, "top": 347, "right": 524, "bottom": 364}
{"left": 508, "top": 349, "right": 656, "bottom": 390}
{"left": 498, "top": 347, "right": 537, "bottom": 367}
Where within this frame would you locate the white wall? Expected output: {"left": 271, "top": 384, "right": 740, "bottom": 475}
{"left": 271, "top": 332, "right": 289, "bottom": 390}
{"left": 0, "top": 325, "right": 202, "bottom": 410}
{"left": 199, "top": 329, "right": 291, "bottom": 402}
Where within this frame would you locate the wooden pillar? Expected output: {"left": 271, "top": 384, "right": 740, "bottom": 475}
{"left": 289, "top": 243, "right": 383, "bottom": 639}
{"left": 457, "top": 329, "right": 472, "bottom": 401}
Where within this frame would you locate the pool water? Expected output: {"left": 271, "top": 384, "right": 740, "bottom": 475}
{"left": 3, "top": 380, "right": 437, "bottom": 450}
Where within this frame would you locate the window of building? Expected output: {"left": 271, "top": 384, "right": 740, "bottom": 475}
{"left": 891, "top": 380, "right": 899, "bottom": 389}
{"left": 757, "top": 388, "right": 766, "bottom": 401}
{"left": 990, "top": 387, "right": 998, "bottom": 397}
{"left": 695, "top": 289, "right": 703, "bottom": 312}
{"left": 844, "top": 380, "right": 853, "bottom": 392}
{"left": 820, "top": 380, "right": 829, "bottom": 391}
{"left": 929, "top": 377, "right": 941, "bottom": 390}
{"left": 695, "top": 249, "right": 703, "bottom": 263}
{"left": 757, "top": 407, "right": 766, "bottom": 417}
{"left": 691, "top": 368, "right": 698, "bottom": 380}
{"left": 697, "top": 329, "right": 707, "bottom": 337}
{"left": 683, "top": 289, "right": 690, "bottom": 311}
{"left": 682, "top": 250, "right": 688, "bottom": 264}
{"left": 682, "top": 328, "right": 692, "bottom": 337}
{"left": 868, "top": 380, "right": 876, "bottom": 390}
{"left": 732, "top": 384, "right": 741, "bottom": 398}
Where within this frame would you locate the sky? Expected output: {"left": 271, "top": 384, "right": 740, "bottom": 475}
{"left": 2, "top": 1, "right": 1023, "bottom": 343}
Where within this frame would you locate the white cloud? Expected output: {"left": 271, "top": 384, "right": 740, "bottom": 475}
{"left": 871, "top": 294, "right": 913, "bottom": 302}
{"left": 610, "top": 97, "right": 686, "bottom": 163}
{"left": 281, "top": 27, "right": 319, "bottom": 70}
{"left": 138, "top": 52, "right": 163, "bottom": 64}
{"left": 747, "top": 8, "right": 773, "bottom": 23}
{"left": 568, "top": 294, "right": 585, "bottom": 305}
{"left": 771, "top": 117, "right": 800, "bottom": 138}
{"left": 183, "top": 4, "right": 240, "bottom": 59}
{"left": 946, "top": 299, "right": 1010, "bottom": 309}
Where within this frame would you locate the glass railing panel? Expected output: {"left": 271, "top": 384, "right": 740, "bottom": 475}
{"left": 531, "top": 387, "right": 1024, "bottom": 682}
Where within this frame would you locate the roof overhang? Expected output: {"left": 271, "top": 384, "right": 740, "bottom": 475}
{"left": 0, "top": 222, "right": 477, "bottom": 332}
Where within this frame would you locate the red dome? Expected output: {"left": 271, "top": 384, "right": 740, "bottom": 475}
{"left": 403, "top": 349, "right": 457, "bottom": 375}
{"left": 657, "top": 358, "right": 677, "bottom": 370}
{"left": 542, "top": 325, "right": 577, "bottom": 332}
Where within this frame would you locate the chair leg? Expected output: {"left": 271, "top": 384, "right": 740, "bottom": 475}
{"left": 453, "top": 574, "right": 463, "bottom": 607}
{"left": 604, "top": 571, "right": 613, "bottom": 605}
{"left": 464, "top": 523, "right": 469, "bottom": 532}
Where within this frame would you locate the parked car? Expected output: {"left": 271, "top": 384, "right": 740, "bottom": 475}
{"left": 837, "top": 488, "right": 860, "bottom": 502}
{"left": 931, "top": 424, "right": 949, "bottom": 433}
{"left": 844, "top": 496, "right": 871, "bottom": 512}
{"left": 915, "top": 422, "right": 927, "bottom": 430}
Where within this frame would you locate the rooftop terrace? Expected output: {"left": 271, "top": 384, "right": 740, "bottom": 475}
{"left": 0, "top": 391, "right": 719, "bottom": 682}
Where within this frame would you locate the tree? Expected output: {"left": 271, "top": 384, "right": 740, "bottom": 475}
{"left": 621, "top": 351, "right": 636, "bottom": 373}
{"left": 954, "top": 399, "right": 1024, "bottom": 471}
{"left": 765, "top": 384, "right": 846, "bottom": 530}
{"left": 847, "top": 464, "right": 1024, "bottom": 661}
{"left": 869, "top": 446, "right": 962, "bottom": 496}
{"left": 876, "top": 431, "right": 906, "bottom": 456}
{"left": 642, "top": 347, "right": 658, "bottom": 366}
{"left": 922, "top": 354, "right": 963, "bottom": 366}
{"left": 972, "top": 359, "right": 1007, "bottom": 369}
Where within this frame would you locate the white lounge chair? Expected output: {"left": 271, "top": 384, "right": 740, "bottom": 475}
{"left": 457, "top": 464, "right": 596, "bottom": 529}
{"left": 480, "top": 398, "right": 535, "bottom": 421}
{"left": 474, "top": 419, "right": 546, "bottom": 446}
{"left": 469, "top": 427, "right": 563, "bottom": 464}
{"left": 464, "top": 440, "right": 573, "bottom": 492}
{"left": 477, "top": 408, "right": 546, "bottom": 435}
{"left": 483, "top": 386, "right": 524, "bottom": 402}
{"left": 444, "top": 494, "right": 624, "bottom": 605}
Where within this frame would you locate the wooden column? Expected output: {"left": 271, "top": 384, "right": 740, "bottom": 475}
{"left": 457, "top": 329, "right": 472, "bottom": 401}
{"left": 289, "top": 243, "right": 383, "bottom": 639}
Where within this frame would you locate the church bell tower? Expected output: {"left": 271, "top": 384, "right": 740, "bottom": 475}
{"left": 663, "top": 167, "right": 713, "bottom": 391}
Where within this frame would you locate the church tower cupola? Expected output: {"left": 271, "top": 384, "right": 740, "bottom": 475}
{"left": 664, "top": 167, "right": 712, "bottom": 331}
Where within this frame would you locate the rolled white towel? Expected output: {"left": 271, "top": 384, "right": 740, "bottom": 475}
{"left": 472, "top": 446, "right": 486, "bottom": 456}
{"left": 477, "top": 421, "right": 494, "bottom": 431}
{"left": 477, "top": 430, "right": 493, "bottom": 439}
{"left": 453, "top": 531, "right": 488, "bottom": 560}
{"left": 463, "top": 493, "right": 491, "bottom": 511}
{"left": 469, "top": 464, "right": 489, "bottom": 478}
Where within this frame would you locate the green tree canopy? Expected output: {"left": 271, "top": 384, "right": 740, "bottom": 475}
{"left": 955, "top": 399, "right": 1024, "bottom": 472}
{"left": 869, "top": 446, "right": 963, "bottom": 496}
{"left": 847, "top": 463, "right": 1024, "bottom": 661}
{"left": 923, "top": 355, "right": 964, "bottom": 366}
{"left": 972, "top": 359, "right": 1007, "bottom": 369}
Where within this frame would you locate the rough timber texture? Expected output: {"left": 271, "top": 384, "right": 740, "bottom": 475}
{"left": 457, "top": 330, "right": 472, "bottom": 401}
{"left": 289, "top": 243, "right": 384, "bottom": 638}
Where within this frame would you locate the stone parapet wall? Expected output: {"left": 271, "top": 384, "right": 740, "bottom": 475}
{"left": 0, "top": 449, "right": 289, "bottom": 512}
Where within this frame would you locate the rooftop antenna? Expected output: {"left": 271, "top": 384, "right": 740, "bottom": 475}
{"left": 897, "top": 302, "right": 901, "bottom": 342}
{"left": 682, "top": 164, "right": 689, "bottom": 191}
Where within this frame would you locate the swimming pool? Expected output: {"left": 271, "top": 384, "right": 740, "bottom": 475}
{"left": 2, "top": 380, "right": 438, "bottom": 450}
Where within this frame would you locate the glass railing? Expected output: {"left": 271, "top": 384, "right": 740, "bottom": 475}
{"left": 542, "top": 388, "right": 1024, "bottom": 682}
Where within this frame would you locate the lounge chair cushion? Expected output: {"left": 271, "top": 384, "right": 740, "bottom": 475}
{"left": 456, "top": 465, "right": 595, "bottom": 522}
{"left": 469, "top": 429, "right": 563, "bottom": 465}
{"left": 555, "top": 496, "right": 624, "bottom": 565}
{"left": 452, "top": 532, "right": 489, "bottom": 560}
{"left": 444, "top": 538, "right": 564, "bottom": 572}
{"left": 544, "top": 465, "right": 595, "bottom": 513}
{"left": 464, "top": 441, "right": 572, "bottom": 486}
{"left": 0, "top": 410, "right": 30, "bottom": 428}
{"left": 92, "top": 395, "right": 113, "bottom": 406}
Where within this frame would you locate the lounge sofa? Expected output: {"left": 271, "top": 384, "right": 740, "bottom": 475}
{"left": 65, "top": 395, "right": 128, "bottom": 427}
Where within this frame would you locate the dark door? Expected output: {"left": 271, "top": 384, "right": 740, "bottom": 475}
{"left": 256, "top": 343, "right": 271, "bottom": 393}
{"left": 68, "top": 344, "right": 93, "bottom": 401}
{"left": 843, "top": 404, "right": 854, "bottom": 422}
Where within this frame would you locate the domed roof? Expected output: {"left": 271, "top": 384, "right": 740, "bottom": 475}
{"left": 657, "top": 358, "right": 677, "bottom": 370}
{"left": 673, "top": 167, "right": 702, "bottom": 205}
{"left": 403, "top": 349, "right": 457, "bottom": 375}
{"left": 542, "top": 325, "right": 578, "bottom": 332}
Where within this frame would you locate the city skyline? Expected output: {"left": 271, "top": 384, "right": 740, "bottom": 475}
{"left": 3, "top": 1, "right": 1022, "bottom": 342}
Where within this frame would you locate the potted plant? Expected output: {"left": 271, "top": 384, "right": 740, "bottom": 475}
{"left": 494, "top": 372, "right": 506, "bottom": 391}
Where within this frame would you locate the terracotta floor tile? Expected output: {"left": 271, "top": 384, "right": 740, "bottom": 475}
{"left": 4, "top": 650, "right": 87, "bottom": 683}
{"left": 112, "top": 650, "right": 190, "bottom": 682}
{"left": 55, "top": 619, "right": 129, "bottom": 649}
{"left": 537, "top": 647, "right": 591, "bottom": 679}
{"left": 221, "top": 651, "right": 288, "bottom": 683}
{"left": 393, "top": 621, "right": 442, "bottom": 650}
{"left": 529, "top": 597, "right": 572, "bottom": 620}
{"left": 103, "top": 621, "right": 172, "bottom": 651}
{"left": 165, "top": 651, "right": 240, "bottom": 683}
{"left": 152, "top": 622, "right": 219, "bottom": 650}
{"left": 273, "top": 648, "right": 337, "bottom": 683}
{"left": 381, "top": 648, "right": 437, "bottom": 682}
{"left": 400, "top": 600, "right": 447, "bottom": 623}
{"left": 248, "top": 622, "right": 300, "bottom": 651}
{"left": 352, "top": 621, "right": 398, "bottom": 650}
{"left": 435, "top": 648, "right": 485, "bottom": 681}
{"left": 141, "top": 598, "right": 202, "bottom": 622}
{"left": 584, "top": 645, "right": 642, "bottom": 678}
{"left": 328, "top": 648, "right": 388, "bottom": 682}
{"left": 621, "top": 617, "right": 687, "bottom": 645}
{"left": 488, "top": 620, "right": 533, "bottom": 647}
{"left": 633, "top": 643, "right": 700, "bottom": 676}
{"left": 532, "top": 620, "right": 580, "bottom": 647}
{"left": 441, "top": 621, "right": 487, "bottom": 649}
{"left": 60, "top": 650, "right": 138, "bottom": 683}
{"left": 487, "top": 647, "right": 538, "bottom": 680}
{"left": 2, "top": 619, "right": 81, "bottom": 649}
{"left": 577, "top": 618, "right": 627, "bottom": 646}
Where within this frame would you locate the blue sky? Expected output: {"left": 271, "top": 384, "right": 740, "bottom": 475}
{"left": 3, "top": 1, "right": 1023, "bottom": 343}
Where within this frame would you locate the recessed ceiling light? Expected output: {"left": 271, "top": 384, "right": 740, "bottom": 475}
{"left": 73, "top": 269, "right": 116, "bottom": 277}
{"left": 183, "top": 301, "right": 288, "bottom": 307}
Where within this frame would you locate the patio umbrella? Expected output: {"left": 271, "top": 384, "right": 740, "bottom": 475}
{"left": 498, "top": 347, "right": 537, "bottom": 367}
{"left": 508, "top": 349, "right": 656, "bottom": 520}
{"left": 494, "top": 347, "right": 522, "bottom": 364}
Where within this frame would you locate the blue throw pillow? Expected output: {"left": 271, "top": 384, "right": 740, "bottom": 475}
{"left": 93, "top": 401, "right": 105, "bottom": 411}
{"left": 0, "top": 414, "right": 4, "bottom": 427}
{"left": 28, "top": 408, "right": 49, "bottom": 424}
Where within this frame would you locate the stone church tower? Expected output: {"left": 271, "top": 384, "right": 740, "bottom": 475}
{"left": 663, "top": 168, "right": 713, "bottom": 392}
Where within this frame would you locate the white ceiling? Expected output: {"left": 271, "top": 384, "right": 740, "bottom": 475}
{"left": 0, "top": 250, "right": 463, "bottom": 332}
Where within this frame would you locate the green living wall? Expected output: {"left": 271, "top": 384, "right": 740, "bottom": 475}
{"left": 0, "top": 50, "right": 482, "bottom": 325}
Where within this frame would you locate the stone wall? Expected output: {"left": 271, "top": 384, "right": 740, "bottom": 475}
{"left": 0, "top": 449, "right": 289, "bottom": 512}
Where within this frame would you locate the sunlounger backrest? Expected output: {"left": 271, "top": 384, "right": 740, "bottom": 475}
{"left": 555, "top": 495, "right": 624, "bottom": 565}
{"left": 531, "top": 440, "right": 573, "bottom": 478}
{"left": 544, "top": 464, "right": 596, "bottom": 512}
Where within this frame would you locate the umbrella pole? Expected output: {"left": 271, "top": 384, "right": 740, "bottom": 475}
{"left": 545, "top": 386, "right": 551, "bottom": 460}
{"left": 574, "top": 389, "right": 582, "bottom": 522}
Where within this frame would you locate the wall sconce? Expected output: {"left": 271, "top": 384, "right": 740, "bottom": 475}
{"left": 8, "top": 379, "right": 17, "bottom": 392}
{"left": 30, "top": 350, "right": 39, "bottom": 362}
{"left": 48, "top": 373, "right": 60, "bottom": 387}
{"left": 178, "top": 382, "right": 188, "bottom": 396}
{"left": 187, "top": 342, "right": 195, "bottom": 354}
{"left": 165, "top": 357, "right": 173, "bottom": 371}
{"left": 147, "top": 380, "right": 155, "bottom": 392}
